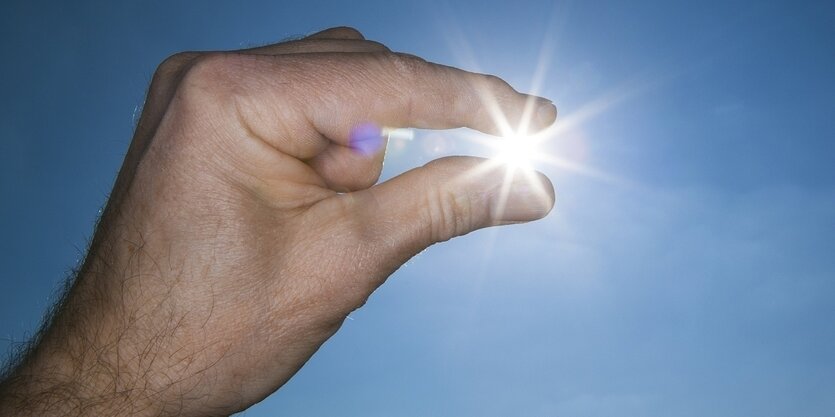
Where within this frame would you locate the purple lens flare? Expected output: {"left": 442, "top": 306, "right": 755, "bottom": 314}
{"left": 349, "top": 122, "right": 384, "bottom": 155}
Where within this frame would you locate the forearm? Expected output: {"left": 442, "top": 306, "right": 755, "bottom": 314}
{"left": 0, "top": 352, "right": 158, "bottom": 417}
{"left": 0, "top": 223, "right": 222, "bottom": 417}
{"left": 0, "top": 252, "right": 178, "bottom": 416}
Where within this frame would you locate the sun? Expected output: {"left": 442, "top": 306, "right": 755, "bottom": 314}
{"left": 414, "top": 7, "right": 632, "bottom": 208}
{"left": 491, "top": 132, "right": 539, "bottom": 170}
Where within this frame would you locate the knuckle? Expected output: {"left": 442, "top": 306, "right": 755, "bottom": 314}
{"left": 380, "top": 53, "right": 430, "bottom": 118}
{"left": 479, "top": 73, "right": 512, "bottom": 94}
{"left": 169, "top": 53, "right": 267, "bottom": 139}
{"left": 425, "top": 181, "right": 473, "bottom": 243}
{"left": 388, "top": 52, "right": 428, "bottom": 80}
{"left": 180, "top": 53, "right": 245, "bottom": 95}
{"left": 362, "top": 40, "right": 391, "bottom": 52}
{"left": 155, "top": 51, "right": 200, "bottom": 79}
{"left": 328, "top": 26, "right": 365, "bottom": 39}
{"left": 483, "top": 73, "right": 508, "bottom": 87}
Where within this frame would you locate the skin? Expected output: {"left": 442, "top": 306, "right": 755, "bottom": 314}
{"left": 0, "top": 27, "right": 556, "bottom": 416}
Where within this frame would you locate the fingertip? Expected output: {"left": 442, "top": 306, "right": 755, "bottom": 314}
{"left": 537, "top": 170, "right": 557, "bottom": 215}
{"left": 483, "top": 95, "right": 557, "bottom": 137}
{"left": 491, "top": 168, "right": 556, "bottom": 222}
{"left": 532, "top": 100, "right": 557, "bottom": 132}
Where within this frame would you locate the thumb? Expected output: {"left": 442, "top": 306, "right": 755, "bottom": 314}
{"left": 350, "top": 156, "right": 555, "bottom": 269}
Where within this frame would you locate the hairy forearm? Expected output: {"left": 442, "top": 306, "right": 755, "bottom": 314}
{"left": 0, "top": 267, "right": 160, "bottom": 416}
{"left": 0, "top": 359, "right": 157, "bottom": 416}
{"left": 0, "top": 228, "right": 224, "bottom": 417}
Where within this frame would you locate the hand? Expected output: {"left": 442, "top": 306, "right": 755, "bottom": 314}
{"left": 0, "top": 27, "right": 556, "bottom": 416}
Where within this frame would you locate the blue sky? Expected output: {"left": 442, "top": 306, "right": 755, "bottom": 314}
{"left": 1, "top": 1, "right": 834, "bottom": 415}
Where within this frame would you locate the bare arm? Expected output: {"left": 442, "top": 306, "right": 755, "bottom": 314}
{"left": 0, "top": 27, "right": 556, "bottom": 417}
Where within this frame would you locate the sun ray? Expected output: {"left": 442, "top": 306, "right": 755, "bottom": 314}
{"left": 436, "top": 9, "right": 520, "bottom": 137}
{"left": 427, "top": 1, "right": 659, "bottom": 244}
{"left": 517, "top": 12, "right": 561, "bottom": 136}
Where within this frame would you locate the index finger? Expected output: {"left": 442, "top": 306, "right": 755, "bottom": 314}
{"left": 219, "top": 52, "right": 556, "bottom": 158}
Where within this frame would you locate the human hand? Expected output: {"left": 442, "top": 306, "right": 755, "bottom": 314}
{"left": 0, "top": 27, "right": 555, "bottom": 416}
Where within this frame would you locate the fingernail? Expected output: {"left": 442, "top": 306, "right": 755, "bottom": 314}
{"left": 349, "top": 122, "right": 384, "bottom": 155}
{"left": 535, "top": 100, "right": 558, "bottom": 128}
{"left": 489, "top": 171, "right": 556, "bottom": 222}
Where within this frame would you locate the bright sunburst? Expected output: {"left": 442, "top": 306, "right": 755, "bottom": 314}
{"left": 380, "top": 7, "right": 648, "bottom": 215}
{"left": 427, "top": 8, "right": 644, "bottom": 197}
{"left": 491, "top": 133, "right": 539, "bottom": 170}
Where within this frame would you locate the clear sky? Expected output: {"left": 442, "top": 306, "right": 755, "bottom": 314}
{"left": 2, "top": 1, "right": 834, "bottom": 416}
